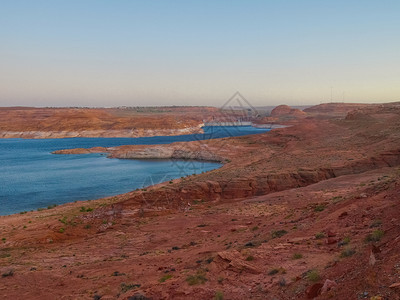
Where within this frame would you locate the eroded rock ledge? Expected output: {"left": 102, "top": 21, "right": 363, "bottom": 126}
{"left": 0, "top": 126, "right": 203, "bottom": 139}
{"left": 53, "top": 144, "right": 225, "bottom": 162}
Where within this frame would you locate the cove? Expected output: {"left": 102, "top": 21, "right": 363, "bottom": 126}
{"left": 0, "top": 126, "right": 269, "bottom": 215}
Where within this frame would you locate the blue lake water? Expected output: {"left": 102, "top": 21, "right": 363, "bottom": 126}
{"left": 0, "top": 126, "right": 269, "bottom": 215}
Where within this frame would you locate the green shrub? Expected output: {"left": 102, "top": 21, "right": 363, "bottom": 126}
{"left": 159, "top": 274, "right": 172, "bottom": 283}
{"left": 315, "top": 232, "right": 325, "bottom": 239}
{"left": 80, "top": 206, "right": 93, "bottom": 212}
{"left": 186, "top": 272, "right": 207, "bottom": 285}
{"left": 306, "top": 270, "right": 320, "bottom": 282}
{"left": 271, "top": 230, "right": 288, "bottom": 238}
{"left": 314, "top": 205, "right": 325, "bottom": 212}
{"left": 365, "top": 229, "right": 384, "bottom": 242}
{"left": 340, "top": 247, "right": 356, "bottom": 258}
{"left": 341, "top": 236, "right": 351, "bottom": 245}
{"left": 215, "top": 291, "right": 224, "bottom": 300}
{"left": 292, "top": 253, "right": 303, "bottom": 260}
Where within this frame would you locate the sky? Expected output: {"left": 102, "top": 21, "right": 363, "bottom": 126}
{"left": 0, "top": 0, "right": 399, "bottom": 107}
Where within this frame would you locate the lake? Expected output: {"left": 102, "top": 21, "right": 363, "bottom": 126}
{"left": 0, "top": 126, "right": 269, "bottom": 215}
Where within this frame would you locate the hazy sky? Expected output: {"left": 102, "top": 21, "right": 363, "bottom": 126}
{"left": 0, "top": 1, "right": 399, "bottom": 107}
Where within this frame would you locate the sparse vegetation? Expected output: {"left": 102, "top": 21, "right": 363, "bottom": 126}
{"left": 365, "top": 229, "right": 384, "bottom": 242}
{"left": 271, "top": 229, "right": 288, "bottom": 238}
{"left": 370, "top": 219, "right": 382, "bottom": 228}
{"left": 59, "top": 216, "right": 68, "bottom": 225}
{"left": 80, "top": 206, "right": 93, "bottom": 212}
{"left": 159, "top": 274, "right": 173, "bottom": 283}
{"left": 340, "top": 236, "right": 351, "bottom": 246}
{"left": 59, "top": 228, "right": 65, "bottom": 233}
{"left": 314, "top": 204, "right": 326, "bottom": 212}
{"left": 0, "top": 252, "right": 11, "bottom": 258}
{"left": 278, "top": 277, "right": 286, "bottom": 286}
{"left": 306, "top": 270, "right": 320, "bottom": 282}
{"left": 292, "top": 253, "right": 303, "bottom": 260}
{"left": 186, "top": 272, "right": 207, "bottom": 285}
{"left": 215, "top": 291, "right": 224, "bottom": 300}
{"left": 245, "top": 255, "right": 254, "bottom": 261}
{"left": 120, "top": 282, "right": 141, "bottom": 293}
{"left": 315, "top": 232, "right": 325, "bottom": 239}
{"left": 268, "top": 268, "right": 279, "bottom": 275}
{"left": 340, "top": 247, "right": 356, "bottom": 258}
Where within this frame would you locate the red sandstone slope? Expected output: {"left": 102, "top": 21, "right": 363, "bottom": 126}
{"left": 1, "top": 102, "right": 400, "bottom": 299}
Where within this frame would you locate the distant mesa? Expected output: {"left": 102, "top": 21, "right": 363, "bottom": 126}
{"left": 303, "top": 103, "right": 372, "bottom": 116}
{"left": 270, "top": 105, "right": 306, "bottom": 118}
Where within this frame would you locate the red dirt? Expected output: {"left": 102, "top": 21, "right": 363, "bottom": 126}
{"left": 1, "top": 102, "right": 400, "bottom": 299}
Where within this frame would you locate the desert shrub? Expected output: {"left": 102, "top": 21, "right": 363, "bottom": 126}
{"left": 159, "top": 274, "right": 172, "bottom": 283}
{"left": 271, "top": 230, "right": 288, "bottom": 238}
{"left": 306, "top": 270, "right": 320, "bottom": 282}
{"left": 292, "top": 253, "right": 303, "bottom": 260}
{"left": 80, "top": 206, "right": 93, "bottom": 212}
{"left": 314, "top": 205, "right": 325, "bottom": 212}
{"left": 186, "top": 272, "right": 207, "bottom": 285}
{"left": 365, "top": 229, "right": 384, "bottom": 242}
{"left": 370, "top": 219, "right": 382, "bottom": 228}
{"left": 214, "top": 291, "right": 224, "bottom": 300}
{"left": 339, "top": 236, "right": 351, "bottom": 246}
{"left": 120, "top": 282, "right": 141, "bottom": 293}
{"left": 340, "top": 247, "right": 356, "bottom": 258}
{"left": 268, "top": 268, "right": 279, "bottom": 275}
{"left": 315, "top": 232, "right": 325, "bottom": 239}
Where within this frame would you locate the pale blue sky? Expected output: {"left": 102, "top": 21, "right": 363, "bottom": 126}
{"left": 0, "top": 0, "right": 399, "bottom": 107}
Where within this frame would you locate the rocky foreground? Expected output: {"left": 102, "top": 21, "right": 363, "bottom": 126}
{"left": 1, "top": 102, "right": 400, "bottom": 299}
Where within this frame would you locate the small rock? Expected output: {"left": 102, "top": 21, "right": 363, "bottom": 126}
{"left": 389, "top": 282, "right": 400, "bottom": 288}
{"left": 326, "top": 237, "right": 338, "bottom": 245}
{"left": 326, "top": 230, "right": 336, "bottom": 237}
{"left": 369, "top": 250, "right": 376, "bottom": 266}
{"left": 305, "top": 283, "right": 323, "bottom": 299}
{"left": 321, "top": 279, "right": 337, "bottom": 294}
{"left": 1, "top": 269, "right": 14, "bottom": 277}
{"left": 371, "top": 244, "right": 381, "bottom": 254}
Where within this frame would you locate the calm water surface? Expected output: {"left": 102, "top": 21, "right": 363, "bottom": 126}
{"left": 0, "top": 126, "right": 269, "bottom": 215}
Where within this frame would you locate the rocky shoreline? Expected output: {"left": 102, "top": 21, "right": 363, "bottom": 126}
{"left": 0, "top": 126, "right": 203, "bottom": 139}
